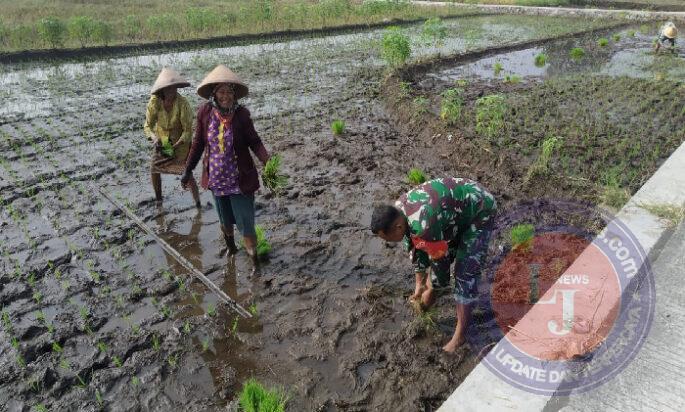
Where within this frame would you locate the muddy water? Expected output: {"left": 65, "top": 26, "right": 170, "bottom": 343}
{"left": 1, "top": 15, "right": 615, "bottom": 411}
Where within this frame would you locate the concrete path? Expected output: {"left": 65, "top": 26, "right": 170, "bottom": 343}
{"left": 557, "top": 220, "right": 685, "bottom": 412}
{"left": 413, "top": 1, "right": 685, "bottom": 21}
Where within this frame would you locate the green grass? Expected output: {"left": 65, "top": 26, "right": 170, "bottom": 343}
{"left": 421, "top": 17, "right": 447, "bottom": 46}
{"left": 534, "top": 53, "right": 547, "bottom": 67}
{"left": 569, "top": 47, "right": 585, "bottom": 60}
{"left": 407, "top": 168, "right": 427, "bottom": 185}
{"left": 331, "top": 119, "right": 345, "bottom": 135}
{"left": 526, "top": 135, "right": 561, "bottom": 179}
{"left": 509, "top": 223, "right": 535, "bottom": 251}
{"left": 0, "top": 0, "right": 463, "bottom": 52}
{"left": 493, "top": 61, "right": 503, "bottom": 76}
{"left": 262, "top": 154, "right": 288, "bottom": 194}
{"left": 639, "top": 203, "right": 685, "bottom": 227}
{"left": 597, "top": 37, "right": 609, "bottom": 47}
{"left": 239, "top": 378, "right": 287, "bottom": 412}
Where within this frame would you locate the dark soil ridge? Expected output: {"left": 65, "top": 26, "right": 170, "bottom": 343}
{"left": 0, "top": 13, "right": 485, "bottom": 65}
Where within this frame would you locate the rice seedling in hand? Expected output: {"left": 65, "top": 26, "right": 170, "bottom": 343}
{"left": 597, "top": 38, "right": 609, "bottom": 47}
{"left": 510, "top": 224, "right": 535, "bottom": 252}
{"left": 262, "top": 154, "right": 288, "bottom": 194}
{"left": 570, "top": 47, "right": 585, "bottom": 60}
{"left": 239, "top": 378, "right": 288, "bottom": 412}
{"left": 381, "top": 26, "right": 411, "bottom": 67}
{"left": 161, "top": 141, "right": 174, "bottom": 157}
{"left": 330, "top": 119, "right": 345, "bottom": 135}
{"left": 407, "top": 168, "right": 427, "bottom": 185}
{"left": 534, "top": 53, "right": 547, "bottom": 67}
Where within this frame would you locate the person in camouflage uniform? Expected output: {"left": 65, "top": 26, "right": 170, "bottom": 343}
{"left": 370, "top": 177, "right": 497, "bottom": 352}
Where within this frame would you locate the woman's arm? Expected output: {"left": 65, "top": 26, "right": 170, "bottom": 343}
{"left": 240, "top": 107, "right": 270, "bottom": 165}
{"left": 177, "top": 97, "right": 193, "bottom": 145}
{"left": 184, "top": 105, "right": 207, "bottom": 173}
{"left": 143, "top": 96, "right": 159, "bottom": 142}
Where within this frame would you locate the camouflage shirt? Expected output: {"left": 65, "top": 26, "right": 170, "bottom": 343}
{"left": 395, "top": 177, "right": 497, "bottom": 272}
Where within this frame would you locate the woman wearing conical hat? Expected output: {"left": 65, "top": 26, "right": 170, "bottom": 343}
{"left": 144, "top": 67, "right": 201, "bottom": 207}
{"left": 655, "top": 22, "right": 677, "bottom": 54}
{"left": 181, "top": 65, "right": 271, "bottom": 273}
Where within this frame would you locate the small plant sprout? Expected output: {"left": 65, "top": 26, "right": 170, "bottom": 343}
{"left": 262, "top": 154, "right": 289, "bottom": 194}
{"left": 206, "top": 303, "right": 216, "bottom": 317}
{"left": 493, "top": 62, "right": 503, "bottom": 76}
{"left": 570, "top": 47, "right": 585, "bottom": 60}
{"left": 627, "top": 30, "right": 636, "bottom": 37}
{"left": 381, "top": 26, "right": 411, "bottom": 67}
{"left": 52, "top": 341, "right": 63, "bottom": 353}
{"left": 231, "top": 317, "right": 239, "bottom": 336}
{"left": 418, "top": 307, "right": 438, "bottom": 331}
{"left": 183, "top": 320, "right": 191, "bottom": 334}
{"left": 239, "top": 378, "right": 288, "bottom": 412}
{"left": 510, "top": 224, "right": 535, "bottom": 252}
{"left": 330, "top": 119, "right": 345, "bottom": 135}
{"left": 534, "top": 53, "right": 547, "bottom": 67}
{"left": 168, "top": 354, "right": 178, "bottom": 368}
{"left": 612, "top": 33, "right": 621, "bottom": 42}
{"left": 97, "top": 341, "right": 107, "bottom": 353}
{"left": 504, "top": 74, "right": 521, "bottom": 84}
{"left": 95, "top": 389, "right": 104, "bottom": 408}
{"left": 33, "top": 291, "right": 42, "bottom": 304}
{"left": 255, "top": 225, "right": 271, "bottom": 257}
{"left": 407, "top": 168, "right": 427, "bottom": 185}
{"left": 597, "top": 38, "right": 609, "bottom": 47}
{"left": 201, "top": 337, "right": 210, "bottom": 352}
{"left": 152, "top": 334, "right": 161, "bottom": 351}
{"left": 249, "top": 304, "right": 258, "bottom": 317}
{"left": 131, "top": 376, "right": 140, "bottom": 387}
{"left": 34, "top": 404, "right": 48, "bottom": 412}
{"left": 440, "top": 87, "right": 463, "bottom": 125}
{"left": 526, "top": 136, "right": 561, "bottom": 180}
{"left": 413, "top": 96, "right": 429, "bottom": 115}
{"left": 162, "top": 270, "right": 172, "bottom": 281}
{"left": 2, "top": 309, "right": 12, "bottom": 333}
{"left": 112, "top": 356, "right": 122, "bottom": 367}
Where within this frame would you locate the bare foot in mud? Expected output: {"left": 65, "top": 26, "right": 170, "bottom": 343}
{"left": 442, "top": 335, "right": 466, "bottom": 353}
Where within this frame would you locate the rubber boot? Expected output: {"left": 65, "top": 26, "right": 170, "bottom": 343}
{"left": 151, "top": 173, "right": 162, "bottom": 202}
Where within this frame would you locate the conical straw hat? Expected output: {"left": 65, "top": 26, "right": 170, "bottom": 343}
{"left": 150, "top": 67, "right": 190, "bottom": 95}
{"left": 196, "top": 65, "right": 249, "bottom": 100}
{"left": 663, "top": 25, "right": 677, "bottom": 39}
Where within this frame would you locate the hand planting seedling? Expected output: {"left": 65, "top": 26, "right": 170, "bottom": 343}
{"left": 534, "top": 53, "right": 547, "bottom": 67}
{"left": 330, "top": 119, "right": 345, "bottom": 135}
{"left": 407, "top": 168, "right": 427, "bottom": 185}
{"left": 262, "top": 154, "right": 288, "bottom": 194}
{"left": 239, "top": 378, "right": 288, "bottom": 412}
{"left": 597, "top": 38, "right": 609, "bottom": 47}
{"left": 510, "top": 223, "right": 535, "bottom": 252}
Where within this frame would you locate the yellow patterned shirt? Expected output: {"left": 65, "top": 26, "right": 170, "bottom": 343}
{"left": 143, "top": 94, "right": 193, "bottom": 159}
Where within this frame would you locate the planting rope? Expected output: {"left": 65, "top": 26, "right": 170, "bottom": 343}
{"left": 95, "top": 188, "right": 252, "bottom": 319}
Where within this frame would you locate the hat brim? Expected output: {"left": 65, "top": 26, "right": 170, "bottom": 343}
{"left": 151, "top": 81, "right": 191, "bottom": 95}
{"left": 197, "top": 82, "right": 249, "bottom": 100}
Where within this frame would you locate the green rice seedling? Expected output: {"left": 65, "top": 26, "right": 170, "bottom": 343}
{"left": 97, "top": 341, "right": 107, "bottom": 353}
{"left": 569, "top": 47, "right": 585, "bottom": 60}
{"left": 418, "top": 307, "right": 438, "bottom": 331}
{"left": 503, "top": 74, "right": 521, "bottom": 84}
{"left": 38, "top": 17, "right": 66, "bottom": 48}
{"left": 95, "top": 390, "right": 104, "bottom": 408}
{"left": 381, "top": 26, "right": 411, "bottom": 67}
{"left": 510, "top": 224, "right": 535, "bottom": 252}
{"left": 407, "top": 168, "right": 427, "bottom": 185}
{"left": 112, "top": 356, "right": 122, "bottom": 367}
{"left": 2, "top": 309, "right": 12, "bottom": 334}
{"left": 421, "top": 17, "right": 447, "bottom": 47}
{"left": 183, "top": 320, "right": 191, "bottom": 334}
{"left": 413, "top": 96, "right": 429, "bottom": 115}
{"left": 475, "top": 94, "right": 507, "bottom": 140}
{"left": 534, "top": 53, "right": 547, "bottom": 67}
{"left": 249, "top": 304, "right": 258, "bottom": 317}
{"left": 67, "top": 16, "right": 96, "bottom": 47}
{"left": 33, "top": 291, "right": 42, "bottom": 305}
{"left": 59, "top": 358, "right": 70, "bottom": 370}
{"left": 331, "top": 119, "right": 345, "bottom": 135}
{"left": 52, "top": 341, "right": 63, "bottom": 354}
{"left": 201, "top": 337, "right": 210, "bottom": 352}
{"left": 35, "top": 310, "right": 46, "bottom": 323}
{"left": 526, "top": 136, "right": 561, "bottom": 179}
{"left": 493, "top": 62, "right": 503, "bottom": 76}
{"left": 79, "top": 306, "right": 89, "bottom": 322}
{"left": 34, "top": 404, "right": 48, "bottom": 412}
{"left": 168, "top": 354, "right": 178, "bottom": 368}
{"left": 627, "top": 30, "right": 635, "bottom": 38}
{"left": 231, "top": 317, "right": 239, "bottom": 336}
{"left": 262, "top": 154, "right": 289, "bottom": 194}
{"left": 612, "top": 33, "right": 620, "bottom": 42}
{"left": 597, "top": 38, "right": 609, "bottom": 47}
{"left": 123, "top": 14, "right": 141, "bottom": 40}
{"left": 255, "top": 225, "right": 271, "bottom": 257}
{"left": 16, "top": 354, "right": 26, "bottom": 368}
{"left": 206, "top": 303, "right": 216, "bottom": 317}
{"left": 239, "top": 378, "right": 287, "bottom": 412}
{"left": 398, "top": 82, "right": 412, "bottom": 99}
{"left": 440, "top": 87, "right": 463, "bottom": 125}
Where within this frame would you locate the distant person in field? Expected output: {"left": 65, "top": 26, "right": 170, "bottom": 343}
{"left": 144, "top": 67, "right": 201, "bottom": 207}
{"left": 370, "top": 178, "right": 497, "bottom": 353}
{"left": 655, "top": 22, "right": 677, "bottom": 54}
{"left": 182, "top": 65, "right": 271, "bottom": 274}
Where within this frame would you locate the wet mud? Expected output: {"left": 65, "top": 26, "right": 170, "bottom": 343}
{"left": 0, "top": 15, "right": 665, "bottom": 412}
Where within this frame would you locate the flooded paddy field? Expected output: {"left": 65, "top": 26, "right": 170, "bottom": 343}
{"left": 0, "top": 14, "right": 668, "bottom": 411}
